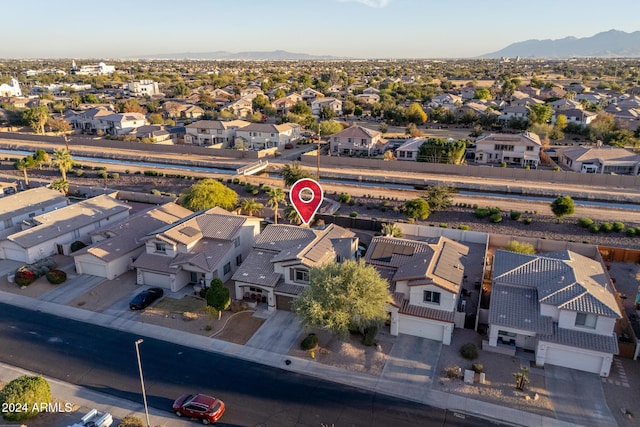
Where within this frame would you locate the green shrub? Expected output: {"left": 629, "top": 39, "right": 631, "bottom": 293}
{"left": 472, "top": 363, "right": 484, "bottom": 373}
{"left": 301, "top": 333, "right": 319, "bottom": 351}
{"left": 459, "top": 225, "right": 470, "bottom": 230}
{"left": 262, "top": 185, "right": 271, "bottom": 192}
{"left": 460, "top": 343, "right": 478, "bottom": 360}
{"left": 14, "top": 269, "right": 37, "bottom": 286}
{"left": 475, "top": 208, "right": 490, "bottom": 219}
{"left": 626, "top": 228, "right": 637, "bottom": 237}
{"left": 143, "top": 170, "right": 159, "bottom": 176}
{"left": 578, "top": 218, "right": 594, "bottom": 228}
{"left": 363, "top": 326, "right": 378, "bottom": 346}
{"left": 439, "top": 223, "right": 448, "bottom": 228}
{"left": 45, "top": 269, "right": 67, "bottom": 284}
{"left": 339, "top": 193, "right": 351, "bottom": 203}
{"left": 589, "top": 223, "right": 600, "bottom": 233}
{"left": 110, "top": 172, "right": 119, "bottom": 180}
{"left": 96, "top": 170, "right": 108, "bottom": 179}
{"left": 490, "top": 213, "right": 502, "bottom": 223}
{"left": 134, "top": 170, "right": 141, "bottom": 175}
{"left": 488, "top": 207, "right": 501, "bottom": 216}
{"left": 500, "top": 162, "right": 507, "bottom": 168}
{"left": 636, "top": 227, "right": 640, "bottom": 235}
{"left": 523, "top": 217, "right": 532, "bottom": 225}
{"left": 0, "top": 375, "right": 51, "bottom": 421}
{"left": 613, "top": 221, "right": 625, "bottom": 232}
{"left": 150, "top": 189, "right": 161, "bottom": 196}
{"left": 510, "top": 210, "right": 522, "bottom": 221}
{"left": 74, "top": 169, "right": 84, "bottom": 177}
{"left": 350, "top": 211, "right": 358, "bottom": 218}
{"left": 472, "top": 204, "right": 478, "bottom": 209}
{"left": 348, "top": 199, "right": 355, "bottom": 206}
{"left": 600, "top": 222, "right": 613, "bottom": 232}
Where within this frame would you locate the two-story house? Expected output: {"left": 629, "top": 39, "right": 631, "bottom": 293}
{"left": 311, "top": 97, "right": 343, "bottom": 116}
{"left": 487, "top": 250, "right": 621, "bottom": 376}
{"left": 0, "top": 194, "right": 131, "bottom": 264}
{"left": 73, "top": 203, "right": 193, "bottom": 280}
{"left": 184, "top": 120, "right": 250, "bottom": 146}
{"left": 66, "top": 105, "right": 116, "bottom": 133}
{"left": 365, "top": 236, "right": 469, "bottom": 345}
{"left": 551, "top": 108, "right": 596, "bottom": 128}
{"left": 132, "top": 208, "right": 261, "bottom": 292}
{"left": 234, "top": 122, "right": 301, "bottom": 149}
{"left": 474, "top": 132, "right": 541, "bottom": 168}
{"left": 224, "top": 97, "right": 253, "bottom": 118}
{"left": 271, "top": 93, "right": 302, "bottom": 115}
{"left": 301, "top": 87, "right": 324, "bottom": 102}
{"left": 329, "top": 125, "right": 384, "bottom": 157}
{"left": 96, "top": 112, "right": 148, "bottom": 136}
{"left": 232, "top": 224, "right": 357, "bottom": 311}
{"left": 126, "top": 80, "right": 162, "bottom": 97}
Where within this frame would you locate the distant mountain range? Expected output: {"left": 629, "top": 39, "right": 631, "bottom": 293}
{"left": 482, "top": 29, "right": 640, "bottom": 58}
{"left": 132, "top": 50, "right": 340, "bottom": 60}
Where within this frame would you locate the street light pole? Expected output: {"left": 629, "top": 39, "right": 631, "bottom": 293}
{"left": 317, "top": 121, "right": 321, "bottom": 181}
{"left": 135, "top": 339, "right": 151, "bottom": 427}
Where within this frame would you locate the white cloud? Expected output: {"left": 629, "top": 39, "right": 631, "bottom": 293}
{"left": 337, "top": 0, "right": 391, "bottom": 8}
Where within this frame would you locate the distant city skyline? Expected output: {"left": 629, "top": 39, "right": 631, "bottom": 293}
{"left": 2, "top": 0, "right": 640, "bottom": 59}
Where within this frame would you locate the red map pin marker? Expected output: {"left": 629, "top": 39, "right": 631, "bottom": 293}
{"left": 289, "top": 178, "right": 324, "bottom": 225}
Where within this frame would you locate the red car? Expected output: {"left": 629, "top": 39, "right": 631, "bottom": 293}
{"left": 172, "top": 393, "right": 225, "bottom": 424}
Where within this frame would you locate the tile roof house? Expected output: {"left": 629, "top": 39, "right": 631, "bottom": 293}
{"left": 395, "top": 137, "right": 425, "bottom": 161}
{"left": 0, "top": 187, "right": 68, "bottom": 233}
{"left": 551, "top": 108, "right": 596, "bottom": 128}
{"left": 66, "top": 106, "right": 116, "bottom": 133}
{"left": 235, "top": 122, "right": 301, "bottom": 149}
{"left": 329, "top": 125, "right": 384, "bottom": 157}
{"left": 487, "top": 250, "right": 621, "bottom": 376}
{"left": 301, "top": 87, "right": 324, "bottom": 101}
{"left": 557, "top": 145, "right": 640, "bottom": 175}
{"left": 271, "top": 93, "right": 302, "bottom": 115}
{"left": 96, "top": 112, "right": 148, "bottom": 136}
{"left": 224, "top": 97, "right": 253, "bottom": 118}
{"left": 132, "top": 207, "right": 261, "bottom": 292}
{"left": 474, "top": 132, "right": 541, "bottom": 168}
{"left": 184, "top": 120, "right": 250, "bottom": 146}
{"left": 365, "top": 236, "right": 470, "bottom": 344}
{"left": 0, "top": 194, "right": 131, "bottom": 264}
{"left": 73, "top": 203, "right": 193, "bottom": 280}
{"left": 232, "top": 224, "right": 358, "bottom": 311}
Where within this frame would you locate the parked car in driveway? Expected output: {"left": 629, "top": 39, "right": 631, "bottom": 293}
{"left": 129, "top": 287, "right": 164, "bottom": 310}
{"left": 173, "top": 393, "right": 225, "bottom": 424}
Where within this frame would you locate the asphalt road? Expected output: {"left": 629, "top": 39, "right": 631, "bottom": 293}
{"left": 0, "top": 303, "right": 501, "bottom": 427}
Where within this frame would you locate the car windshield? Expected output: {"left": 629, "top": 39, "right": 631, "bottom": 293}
{"left": 211, "top": 401, "right": 222, "bottom": 412}
{"left": 132, "top": 293, "right": 146, "bottom": 303}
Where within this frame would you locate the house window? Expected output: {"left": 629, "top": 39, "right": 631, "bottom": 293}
{"left": 526, "top": 146, "right": 534, "bottom": 151}
{"left": 223, "top": 262, "right": 231, "bottom": 275}
{"left": 4, "top": 219, "right": 12, "bottom": 228}
{"left": 236, "top": 254, "right": 242, "bottom": 266}
{"left": 155, "top": 243, "right": 166, "bottom": 253}
{"left": 234, "top": 236, "right": 240, "bottom": 248}
{"left": 399, "top": 151, "right": 405, "bottom": 158}
{"left": 575, "top": 312, "right": 597, "bottom": 329}
{"left": 290, "top": 268, "right": 309, "bottom": 283}
{"left": 423, "top": 290, "right": 441, "bottom": 305}
{"left": 406, "top": 151, "right": 413, "bottom": 159}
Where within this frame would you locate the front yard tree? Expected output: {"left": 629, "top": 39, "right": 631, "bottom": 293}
{"left": 381, "top": 223, "right": 403, "bottom": 238}
{"left": 319, "top": 120, "right": 343, "bottom": 137}
{"left": 281, "top": 161, "right": 316, "bottom": 187}
{"left": 405, "top": 102, "right": 427, "bottom": 125}
{"left": 550, "top": 195, "right": 575, "bottom": 223}
{"left": 402, "top": 198, "right": 430, "bottom": 220}
{"left": 239, "top": 198, "right": 264, "bottom": 216}
{"left": 291, "top": 260, "right": 390, "bottom": 339}
{"left": 22, "top": 105, "right": 50, "bottom": 134}
{"left": 0, "top": 375, "right": 51, "bottom": 422}
{"left": 181, "top": 179, "right": 238, "bottom": 211}
{"left": 206, "top": 278, "right": 230, "bottom": 320}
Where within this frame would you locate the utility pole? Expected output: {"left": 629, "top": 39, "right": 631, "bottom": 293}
{"left": 135, "top": 339, "right": 151, "bottom": 427}
{"left": 317, "top": 121, "right": 321, "bottom": 181}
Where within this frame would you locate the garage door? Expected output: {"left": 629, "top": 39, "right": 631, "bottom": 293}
{"left": 3, "top": 248, "right": 26, "bottom": 263}
{"left": 276, "top": 295, "right": 294, "bottom": 311}
{"left": 77, "top": 260, "right": 108, "bottom": 278}
{"left": 141, "top": 271, "right": 171, "bottom": 289}
{"left": 544, "top": 346, "right": 603, "bottom": 374}
{"left": 398, "top": 315, "right": 445, "bottom": 342}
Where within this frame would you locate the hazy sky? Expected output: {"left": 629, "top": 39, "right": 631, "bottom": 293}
{"left": 3, "top": 0, "right": 640, "bottom": 59}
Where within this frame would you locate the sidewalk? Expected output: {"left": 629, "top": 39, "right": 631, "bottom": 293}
{"left": 0, "top": 289, "right": 583, "bottom": 427}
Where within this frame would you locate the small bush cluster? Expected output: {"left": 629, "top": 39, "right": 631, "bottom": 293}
{"left": 523, "top": 218, "right": 533, "bottom": 225}
{"left": 510, "top": 210, "right": 522, "bottom": 221}
{"left": 301, "top": 333, "right": 319, "bottom": 351}
{"left": 490, "top": 213, "right": 502, "bottom": 223}
{"left": 363, "top": 325, "right": 378, "bottom": 346}
{"left": 472, "top": 363, "right": 484, "bottom": 373}
{"left": 460, "top": 343, "right": 478, "bottom": 360}
{"left": 444, "top": 365, "right": 461, "bottom": 379}
{"left": 143, "top": 170, "right": 163, "bottom": 177}
{"left": 581, "top": 218, "right": 639, "bottom": 236}
{"left": 339, "top": 193, "right": 352, "bottom": 203}
{"left": 15, "top": 258, "right": 57, "bottom": 287}
{"left": 45, "top": 269, "right": 67, "bottom": 285}
{"left": 458, "top": 225, "right": 470, "bottom": 230}
{"left": 578, "top": 217, "right": 594, "bottom": 228}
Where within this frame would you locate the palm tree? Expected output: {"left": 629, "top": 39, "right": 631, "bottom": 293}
{"left": 52, "top": 149, "right": 73, "bottom": 181}
{"left": 239, "top": 198, "right": 264, "bottom": 216}
{"left": 284, "top": 205, "right": 302, "bottom": 225}
{"left": 267, "top": 188, "right": 287, "bottom": 225}
{"left": 14, "top": 156, "right": 35, "bottom": 187}
{"left": 50, "top": 178, "right": 69, "bottom": 195}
